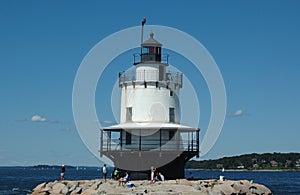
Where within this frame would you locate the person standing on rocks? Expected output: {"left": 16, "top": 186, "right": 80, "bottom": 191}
{"left": 102, "top": 164, "right": 107, "bottom": 182}
{"left": 60, "top": 165, "right": 65, "bottom": 181}
{"left": 150, "top": 167, "right": 156, "bottom": 183}
{"left": 219, "top": 167, "right": 225, "bottom": 181}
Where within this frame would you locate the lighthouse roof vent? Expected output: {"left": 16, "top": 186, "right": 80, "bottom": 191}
{"left": 141, "top": 32, "right": 162, "bottom": 47}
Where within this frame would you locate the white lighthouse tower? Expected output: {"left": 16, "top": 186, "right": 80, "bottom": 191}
{"left": 100, "top": 22, "right": 199, "bottom": 179}
{"left": 120, "top": 32, "right": 180, "bottom": 126}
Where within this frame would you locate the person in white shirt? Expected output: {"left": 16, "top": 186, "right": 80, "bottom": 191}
{"left": 159, "top": 172, "right": 165, "bottom": 181}
{"left": 103, "top": 164, "right": 107, "bottom": 182}
{"left": 118, "top": 171, "right": 129, "bottom": 186}
{"left": 150, "top": 167, "right": 156, "bottom": 183}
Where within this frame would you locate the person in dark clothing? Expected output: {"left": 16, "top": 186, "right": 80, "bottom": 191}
{"left": 61, "top": 165, "right": 65, "bottom": 181}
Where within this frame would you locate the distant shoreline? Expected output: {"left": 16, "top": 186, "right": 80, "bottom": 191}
{"left": 186, "top": 152, "right": 300, "bottom": 171}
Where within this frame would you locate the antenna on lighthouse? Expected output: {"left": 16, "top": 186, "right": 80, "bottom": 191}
{"left": 140, "top": 17, "right": 146, "bottom": 55}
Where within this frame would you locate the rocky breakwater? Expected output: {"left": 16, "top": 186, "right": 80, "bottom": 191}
{"left": 31, "top": 179, "right": 272, "bottom": 195}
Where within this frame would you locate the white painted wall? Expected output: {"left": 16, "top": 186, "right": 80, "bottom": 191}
{"left": 118, "top": 61, "right": 184, "bottom": 150}
{"left": 136, "top": 64, "right": 160, "bottom": 81}
{"left": 120, "top": 85, "right": 180, "bottom": 123}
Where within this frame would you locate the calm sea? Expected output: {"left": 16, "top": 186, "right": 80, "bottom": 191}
{"left": 0, "top": 167, "right": 300, "bottom": 195}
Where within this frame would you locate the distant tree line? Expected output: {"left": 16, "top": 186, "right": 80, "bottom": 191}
{"left": 32, "top": 165, "right": 76, "bottom": 169}
{"left": 186, "top": 152, "right": 300, "bottom": 170}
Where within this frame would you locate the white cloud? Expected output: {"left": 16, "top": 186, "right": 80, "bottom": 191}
{"left": 95, "top": 120, "right": 116, "bottom": 125}
{"left": 103, "top": 120, "right": 113, "bottom": 124}
{"left": 31, "top": 115, "right": 48, "bottom": 122}
{"left": 227, "top": 109, "right": 246, "bottom": 117}
{"left": 16, "top": 115, "right": 60, "bottom": 123}
{"left": 233, "top": 109, "right": 243, "bottom": 116}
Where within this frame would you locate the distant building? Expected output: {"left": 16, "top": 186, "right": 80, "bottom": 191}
{"left": 295, "top": 159, "right": 300, "bottom": 168}
{"left": 285, "top": 160, "right": 293, "bottom": 168}
{"left": 216, "top": 164, "right": 224, "bottom": 169}
{"left": 237, "top": 165, "right": 245, "bottom": 169}
{"left": 253, "top": 164, "right": 259, "bottom": 168}
{"left": 251, "top": 158, "right": 257, "bottom": 164}
{"left": 270, "top": 160, "right": 279, "bottom": 167}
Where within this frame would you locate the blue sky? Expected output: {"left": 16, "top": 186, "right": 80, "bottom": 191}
{"left": 1, "top": 1, "right": 300, "bottom": 166}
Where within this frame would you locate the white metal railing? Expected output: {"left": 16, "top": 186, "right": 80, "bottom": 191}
{"left": 119, "top": 70, "right": 183, "bottom": 86}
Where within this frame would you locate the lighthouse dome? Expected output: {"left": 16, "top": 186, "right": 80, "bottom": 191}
{"left": 141, "top": 32, "right": 162, "bottom": 47}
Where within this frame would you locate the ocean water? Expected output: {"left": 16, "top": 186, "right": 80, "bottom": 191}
{"left": 189, "top": 170, "right": 300, "bottom": 195}
{"left": 0, "top": 167, "right": 300, "bottom": 195}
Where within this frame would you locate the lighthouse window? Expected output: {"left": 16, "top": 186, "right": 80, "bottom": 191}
{"left": 169, "top": 108, "right": 175, "bottom": 122}
{"left": 125, "top": 131, "right": 131, "bottom": 145}
{"left": 155, "top": 47, "right": 161, "bottom": 54}
{"left": 142, "top": 47, "right": 148, "bottom": 54}
{"left": 169, "top": 131, "right": 175, "bottom": 140}
{"left": 170, "top": 91, "right": 173, "bottom": 96}
{"left": 126, "top": 107, "right": 132, "bottom": 122}
{"left": 149, "top": 47, "right": 155, "bottom": 53}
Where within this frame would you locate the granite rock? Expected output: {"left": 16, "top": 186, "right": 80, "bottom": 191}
{"left": 31, "top": 179, "right": 272, "bottom": 195}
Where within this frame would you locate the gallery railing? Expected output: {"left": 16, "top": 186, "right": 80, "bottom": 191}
{"left": 100, "top": 130, "right": 199, "bottom": 153}
{"left": 119, "top": 70, "right": 183, "bottom": 87}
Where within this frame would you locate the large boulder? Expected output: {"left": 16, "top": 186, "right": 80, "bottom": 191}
{"left": 212, "top": 182, "right": 235, "bottom": 194}
{"left": 32, "top": 182, "right": 46, "bottom": 194}
{"left": 81, "top": 189, "right": 98, "bottom": 195}
{"left": 51, "top": 182, "right": 66, "bottom": 194}
{"left": 70, "top": 187, "right": 82, "bottom": 194}
{"left": 231, "top": 181, "right": 249, "bottom": 194}
{"left": 178, "top": 179, "right": 194, "bottom": 186}
{"left": 61, "top": 186, "right": 69, "bottom": 195}
{"left": 90, "top": 180, "right": 102, "bottom": 190}
{"left": 250, "top": 183, "right": 272, "bottom": 195}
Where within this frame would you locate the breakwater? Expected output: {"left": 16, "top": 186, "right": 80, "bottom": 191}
{"left": 31, "top": 179, "right": 272, "bottom": 195}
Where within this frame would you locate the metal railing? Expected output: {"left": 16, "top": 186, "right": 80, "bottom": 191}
{"left": 133, "top": 53, "right": 169, "bottom": 64}
{"left": 102, "top": 139, "right": 198, "bottom": 151}
{"left": 100, "top": 130, "right": 199, "bottom": 153}
{"left": 119, "top": 70, "right": 183, "bottom": 86}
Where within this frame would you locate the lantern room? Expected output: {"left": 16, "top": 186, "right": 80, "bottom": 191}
{"left": 140, "top": 32, "right": 162, "bottom": 63}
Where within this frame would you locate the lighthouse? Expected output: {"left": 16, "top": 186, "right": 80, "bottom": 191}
{"left": 100, "top": 21, "right": 200, "bottom": 179}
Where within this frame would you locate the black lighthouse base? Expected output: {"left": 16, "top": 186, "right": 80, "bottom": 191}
{"left": 102, "top": 150, "right": 199, "bottom": 180}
